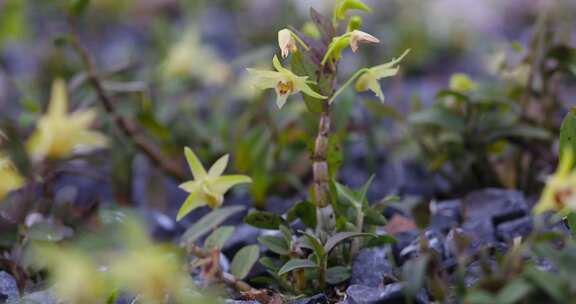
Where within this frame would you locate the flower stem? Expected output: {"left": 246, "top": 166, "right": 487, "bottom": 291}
{"left": 329, "top": 68, "right": 368, "bottom": 104}
{"left": 313, "top": 100, "right": 336, "bottom": 240}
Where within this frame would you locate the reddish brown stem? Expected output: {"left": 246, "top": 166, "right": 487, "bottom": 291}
{"left": 67, "top": 18, "right": 185, "bottom": 181}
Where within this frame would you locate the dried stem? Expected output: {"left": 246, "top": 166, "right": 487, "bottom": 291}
{"left": 188, "top": 245, "right": 262, "bottom": 297}
{"left": 67, "top": 17, "right": 186, "bottom": 181}
{"left": 313, "top": 97, "right": 336, "bottom": 239}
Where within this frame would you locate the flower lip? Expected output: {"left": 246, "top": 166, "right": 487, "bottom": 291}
{"left": 277, "top": 80, "right": 294, "bottom": 95}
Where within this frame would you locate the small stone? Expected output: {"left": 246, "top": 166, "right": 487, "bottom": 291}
{"left": 429, "top": 200, "right": 462, "bottom": 233}
{"left": 458, "top": 219, "right": 497, "bottom": 254}
{"left": 398, "top": 230, "right": 445, "bottom": 264}
{"left": 496, "top": 216, "right": 533, "bottom": 242}
{"left": 0, "top": 271, "right": 18, "bottom": 303}
{"left": 464, "top": 189, "right": 527, "bottom": 224}
{"left": 351, "top": 247, "right": 393, "bottom": 287}
{"left": 19, "top": 289, "right": 59, "bottom": 304}
{"left": 345, "top": 284, "right": 428, "bottom": 304}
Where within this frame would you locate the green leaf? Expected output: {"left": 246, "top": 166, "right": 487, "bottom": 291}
{"left": 68, "top": 0, "right": 91, "bottom": 16}
{"left": 0, "top": 0, "right": 27, "bottom": 47}
{"left": 566, "top": 212, "right": 576, "bottom": 238}
{"left": 408, "top": 107, "right": 466, "bottom": 133}
{"left": 204, "top": 226, "right": 235, "bottom": 250}
{"left": 465, "top": 291, "right": 497, "bottom": 304}
{"left": 302, "top": 231, "right": 326, "bottom": 258}
{"left": 412, "top": 201, "right": 431, "bottom": 229}
{"left": 259, "top": 257, "right": 280, "bottom": 272}
{"left": 287, "top": 201, "right": 317, "bottom": 228}
{"left": 278, "top": 259, "right": 317, "bottom": 276}
{"left": 496, "top": 278, "right": 532, "bottom": 304}
{"left": 335, "top": 182, "right": 362, "bottom": 209}
{"left": 363, "top": 208, "right": 387, "bottom": 226}
{"left": 560, "top": 108, "right": 576, "bottom": 168}
{"left": 326, "top": 266, "right": 351, "bottom": 284}
{"left": 366, "top": 235, "right": 397, "bottom": 247}
{"left": 244, "top": 211, "right": 286, "bottom": 229}
{"left": 435, "top": 89, "right": 470, "bottom": 102}
{"left": 403, "top": 255, "right": 429, "bottom": 298}
{"left": 524, "top": 266, "right": 565, "bottom": 301}
{"left": 291, "top": 52, "right": 326, "bottom": 113}
{"left": 324, "top": 232, "right": 374, "bottom": 254}
{"left": 280, "top": 224, "right": 292, "bottom": 238}
{"left": 258, "top": 235, "right": 290, "bottom": 256}
{"left": 230, "top": 245, "right": 260, "bottom": 280}
{"left": 181, "top": 206, "right": 244, "bottom": 245}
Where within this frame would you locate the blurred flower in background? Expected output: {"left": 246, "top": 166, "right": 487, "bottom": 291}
{"left": 26, "top": 79, "right": 108, "bottom": 161}
{"left": 0, "top": 152, "right": 24, "bottom": 202}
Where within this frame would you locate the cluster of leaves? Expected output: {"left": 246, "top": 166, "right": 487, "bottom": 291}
{"left": 405, "top": 30, "right": 576, "bottom": 195}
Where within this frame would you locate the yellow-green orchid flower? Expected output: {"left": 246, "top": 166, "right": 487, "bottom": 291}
{"left": 177, "top": 147, "right": 252, "bottom": 221}
{"left": 354, "top": 49, "right": 410, "bottom": 102}
{"left": 27, "top": 79, "right": 108, "bottom": 161}
{"left": 278, "top": 28, "right": 298, "bottom": 58}
{"left": 0, "top": 153, "right": 24, "bottom": 202}
{"left": 533, "top": 150, "right": 576, "bottom": 215}
{"left": 247, "top": 55, "right": 326, "bottom": 109}
{"left": 322, "top": 30, "right": 380, "bottom": 65}
{"left": 449, "top": 73, "right": 479, "bottom": 93}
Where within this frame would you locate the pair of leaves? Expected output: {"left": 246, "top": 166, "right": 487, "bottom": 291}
{"left": 277, "top": 231, "right": 374, "bottom": 277}
{"left": 181, "top": 206, "right": 244, "bottom": 246}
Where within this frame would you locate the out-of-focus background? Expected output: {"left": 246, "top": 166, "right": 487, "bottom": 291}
{"left": 0, "top": 0, "right": 575, "bottom": 236}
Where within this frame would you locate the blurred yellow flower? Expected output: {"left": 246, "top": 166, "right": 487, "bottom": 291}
{"left": 0, "top": 153, "right": 24, "bottom": 202}
{"left": 177, "top": 147, "right": 252, "bottom": 221}
{"left": 162, "top": 27, "right": 230, "bottom": 85}
{"left": 27, "top": 79, "right": 108, "bottom": 161}
{"left": 449, "top": 73, "right": 479, "bottom": 93}
{"left": 247, "top": 55, "right": 326, "bottom": 108}
{"left": 533, "top": 151, "right": 576, "bottom": 215}
{"left": 36, "top": 245, "right": 109, "bottom": 304}
{"left": 355, "top": 49, "right": 410, "bottom": 102}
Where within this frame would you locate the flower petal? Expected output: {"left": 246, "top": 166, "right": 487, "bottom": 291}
{"left": 372, "top": 49, "right": 410, "bottom": 73}
{"left": 208, "top": 154, "right": 229, "bottom": 178}
{"left": 297, "top": 79, "right": 327, "bottom": 100}
{"left": 69, "top": 109, "right": 97, "bottom": 129}
{"left": 246, "top": 68, "right": 282, "bottom": 90}
{"left": 272, "top": 55, "right": 292, "bottom": 74}
{"left": 47, "top": 79, "right": 69, "bottom": 117}
{"left": 275, "top": 90, "right": 290, "bottom": 109}
{"left": 176, "top": 192, "right": 207, "bottom": 221}
{"left": 184, "top": 147, "right": 207, "bottom": 179}
{"left": 178, "top": 180, "right": 200, "bottom": 193}
{"left": 212, "top": 175, "right": 252, "bottom": 194}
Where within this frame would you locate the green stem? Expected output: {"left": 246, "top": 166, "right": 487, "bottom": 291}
{"left": 291, "top": 32, "right": 310, "bottom": 51}
{"left": 321, "top": 33, "right": 352, "bottom": 66}
{"left": 329, "top": 68, "right": 368, "bottom": 104}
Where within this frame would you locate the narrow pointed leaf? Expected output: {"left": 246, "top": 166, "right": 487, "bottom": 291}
{"left": 278, "top": 259, "right": 317, "bottom": 276}
{"left": 324, "top": 232, "right": 374, "bottom": 254}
